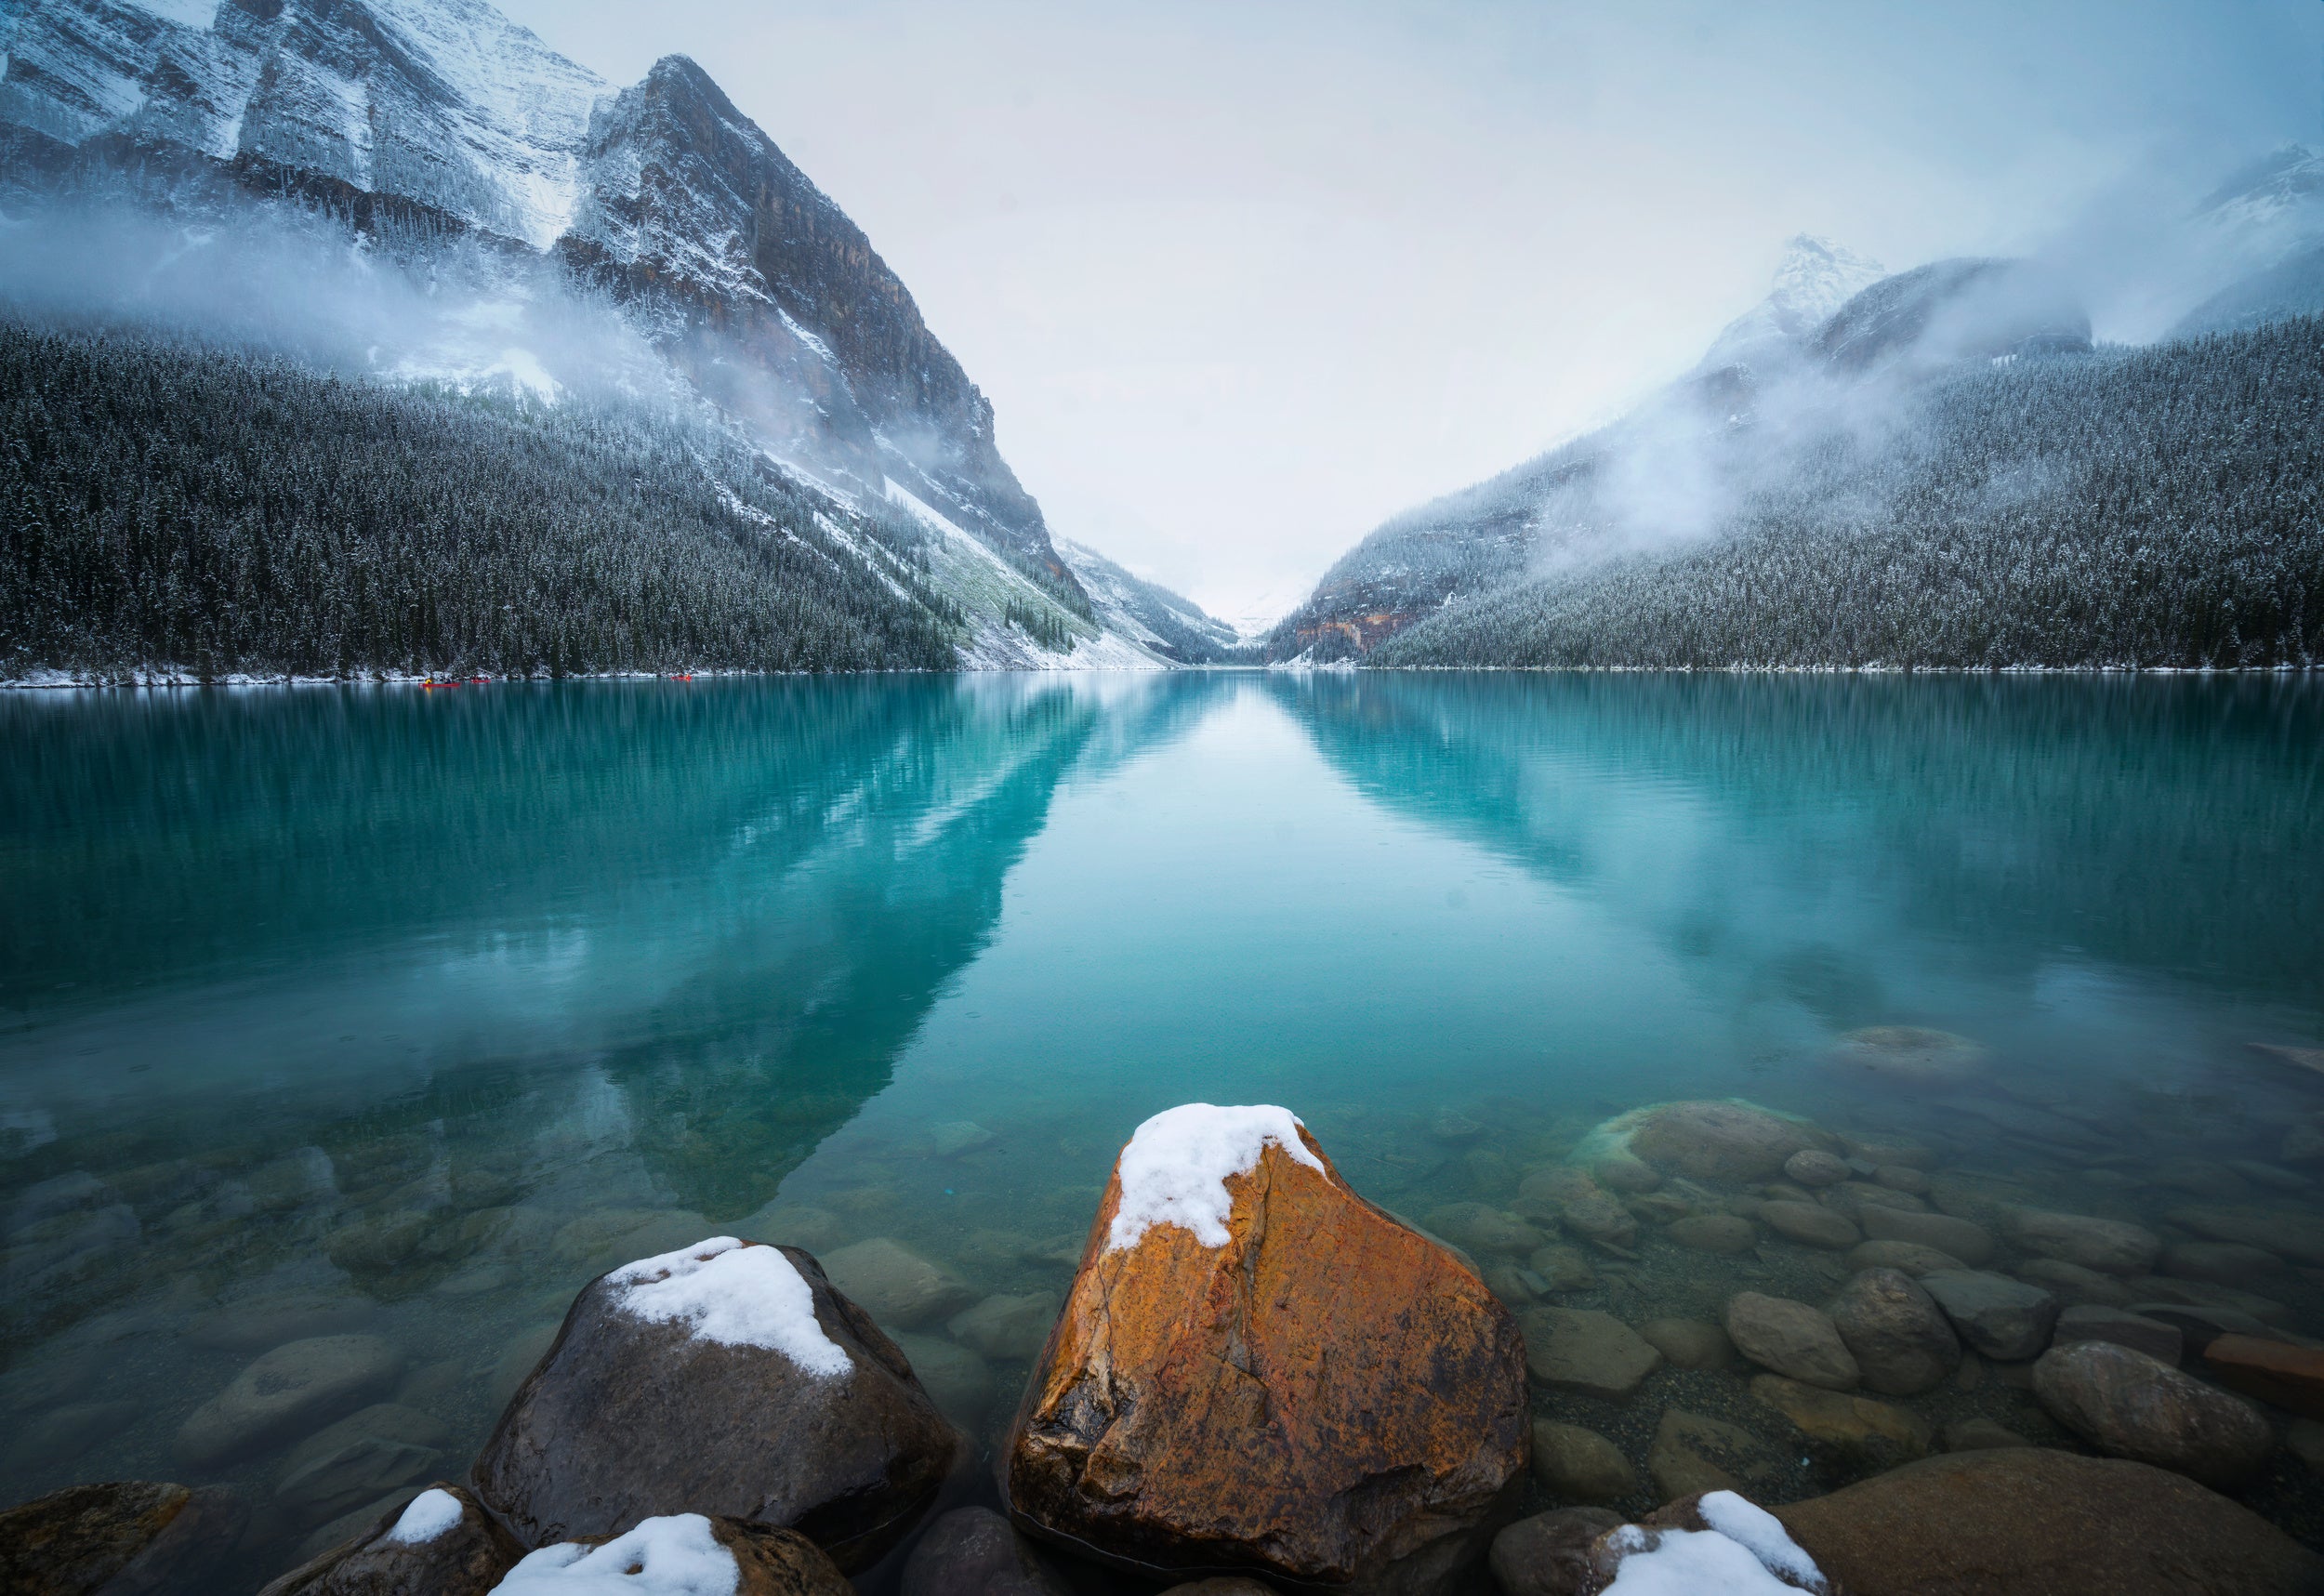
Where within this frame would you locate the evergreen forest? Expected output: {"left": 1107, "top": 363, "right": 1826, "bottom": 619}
{"left": 0, "top": 322, "right": 962, "bottom": 680}
{"left": 1372, "top": 317, "right": 2324, "bottom": 670}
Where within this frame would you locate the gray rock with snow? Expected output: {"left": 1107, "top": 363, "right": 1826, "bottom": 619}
{"left": 471, "top": 1239, "right": 954, "bottom": 1568}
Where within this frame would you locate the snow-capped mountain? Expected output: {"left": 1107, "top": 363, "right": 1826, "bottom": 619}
{"left": 2173, "top": 144, "right": 2324, "bottom": 336}
{"left": 1258, "top": 232, "right": 2096, "bottom": 662}
{"left": 1055, "top": 540, "right": 1239, "bottom": 664}
{"left": 1697, "top": 234, "right": 1887, "bottom": 372}
{"left": 0, "top": 0, "right": 1116, "bottom": 666}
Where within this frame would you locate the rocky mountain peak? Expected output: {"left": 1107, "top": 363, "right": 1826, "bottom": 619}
{"left": 1697, "top": 232, "right": 1886, "bottom": 372}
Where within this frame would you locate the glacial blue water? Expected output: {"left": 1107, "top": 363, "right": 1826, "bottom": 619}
{"left": 3, "top": 672, "right": 2322, "bottom": 1576}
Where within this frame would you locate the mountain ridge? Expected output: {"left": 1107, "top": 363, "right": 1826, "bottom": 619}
{"left": 0, "top": 0, "right": 1231, "bottom": 671}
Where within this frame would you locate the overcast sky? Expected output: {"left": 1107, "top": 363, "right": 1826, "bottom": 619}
{"left": 498, "top": 0, "right": 2320, "bottom": 624}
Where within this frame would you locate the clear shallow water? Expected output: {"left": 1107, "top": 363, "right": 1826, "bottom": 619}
{"left": 4, "top": 672, "right": 2324, "bottom": 1577}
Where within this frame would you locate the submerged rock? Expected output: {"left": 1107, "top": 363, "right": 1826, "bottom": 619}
{"left": 273, "top": 1405, "right": 450, "bottom": 1525}
{"left": 2012, "top": 1257, "right": 2135, "bottom": 1307}
{"left": 1750, "top": 1375, "right": 1933, "bottom": 1473}
{"left": 1919, "top": 1270, "right": 2059, "bottom": 1362}
{"left": 820, "top": 1237, "right": 977, "bottom": 1329}
{"left": 2202, "top": 1333, "right": 2324, "bottom": 1421}
{"left": 1760, "top": 1202, "right": 1861, "bottom": 1250}
{"left": 1003, "top": 1105, "right": 1527, "bottom": 1595}
{"left": 1844, "top": 1240, "right": 1964, "bottom": 1277}
{"left": 175, "top": 1335, "right": 406, "bottom": 1468}
{"left": 1486, "top": 1508, "right": 1623, "bottom": 1596}
{"left": 1774, "top": 1448, "right": 2324, "bottom": 1595}
{"left": 257, "top": 1484, "right": 519, "bottom": 1596}
{"left": 946, "top": 1292, "right": 1062, "bottom": 1362}
{"left": 2052, "top": 1305, "right": 2182, "bottom": 1365}
{"left": 1724, "top": 1292, "right": 1859, "bottom": 1390}
{"left": 1602, "top": 1101, "right": 1832, "bottom": 1182}
{"left": 2160, "top": 1240, "right": 2285, "bottom": 1287}
{"left": 1524, "top": 1307, "right": 1665, "bottom": 1401}
{"left": 1855, "top": 1207, "right": 1995, "bottom": 1266}
{"left": 1827, "top": 1268, "right": 1960, "bottom": 1395}
{"left": 1667, "top": 1213, "right": 1757, "bottom": 1253}
{"left": 2031, "top": 1339, "right": 2274, "bottom": 1489}
{"left": 0, "top": 1481, "right": 244, "bottom": 1596}
{"left": 1529, "top": 1421, "right": 1637, "bottom": 1506}
{"left": 1645, "top": 1409, "right": 1781, "bottom": 1499}
{"left": 2004, "top": 1209, "right": 2161, "bottom": 1276}
{"left": 471, "top": 1236, "right": 955, "bottom": 1569}
{"left": 1828, "top": 1026, "right": 1989, "bottom": 1088}
{"left": 899, "top": 1507, "right": 1070, "bottom": 1596}
{"left": 1638, "top": 1317, "right": 1736, "bottom": 1370}
{"left": 1782, "top": 1150, "right": 1850, "bottom": 1188}
{"left": 1939, "top": 1418, "right": 2032, "bottom": 1451}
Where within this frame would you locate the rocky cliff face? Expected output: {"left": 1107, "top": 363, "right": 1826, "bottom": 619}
{"left": 561, "top": 56, "right": 1070, "bottom": 590}
{"left": 0, "top": 0, "right": 1083, "bottom": 605}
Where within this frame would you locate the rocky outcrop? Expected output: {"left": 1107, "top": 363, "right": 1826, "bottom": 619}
{"left": 2031, "top": 1340, "right": 2274, "bottom": 1489}
{"left": 1774, "top": 1448, "right": 2324, "bottom": 1595}
{"left": 471, "top": 1236, "right": 955, "bottom": 1569}
{"left": 0, "top": 1, "right": 1083, "bottom": 606}
{"left": 1002, "top": 1105, "right": 1529, "bottom": 1594}
{"left": 0, "top": 1481, "right": 244, "bottom": 1596}
{"left": 257, "top": 1485, "right": 519, "bottom": 1596}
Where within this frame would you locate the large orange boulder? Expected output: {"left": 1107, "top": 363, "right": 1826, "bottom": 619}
{"left": 1001, "top": 1104, "right": 1529, "bottom": 1595}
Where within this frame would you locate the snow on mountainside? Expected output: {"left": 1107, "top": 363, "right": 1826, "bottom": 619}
{"left": 0, "top": 0, "right": 1137, "bottom": 670}
{"left": 1260, "top": 232, "right": 2103, "bottom": 663}
{"left": 2173, "top": 144, "right": 2324, "bottom": 336}
{"left": 1697, "top": 234, "right": 1886, "bottom": 372}
{"left": 1055, "top": 541, "right": 1239, "bottom": 664}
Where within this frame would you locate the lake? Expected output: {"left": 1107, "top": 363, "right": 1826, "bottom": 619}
{"left": 5, "top": 671, "right": 2323, "bottom": 1580}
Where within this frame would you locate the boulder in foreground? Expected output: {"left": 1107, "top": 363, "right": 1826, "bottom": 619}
{"left": 1491, "top": 1491, "right": 1831, "bottom": 1595}
{"left": 257, "top": 1484, "right": 518, "bottom": 1596}
{"left": 0, "top": 1481, "right": 244, "bottom": 1596}
{"left": 2030, "top": 1339, "right": 2274, "bottom": 1490}
{"left": 1774, "top": 1447, "right": 2324, "bottom": 1595}
{"left": 493, "top": 1513, "right": 851, "bottom": 1596}
{"left": 1003, "top": 1104, "right": 1529, "bottom": 1595}
{"left": 471, "top": 1236, "right": 955, "bottom": 1569}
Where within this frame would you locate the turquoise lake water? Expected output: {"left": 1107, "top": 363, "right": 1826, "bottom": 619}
{"left": 4, "top": 672, "right": 2323, "bottom": 1579}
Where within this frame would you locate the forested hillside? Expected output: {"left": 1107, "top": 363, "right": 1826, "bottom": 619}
{"left": 0, "top": 323, "right": 963, "bottom": 679}
{"left": 1371, "top": 317, "right": 2324, "bottom": 670}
